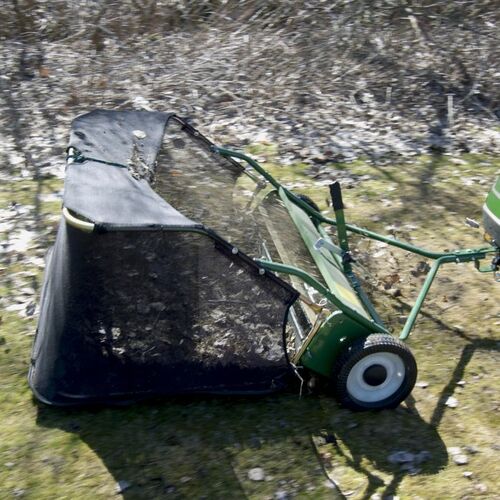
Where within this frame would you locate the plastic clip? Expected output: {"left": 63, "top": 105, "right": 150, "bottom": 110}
{"left": 314, "top": 238, "right": 342, "bottom": 256}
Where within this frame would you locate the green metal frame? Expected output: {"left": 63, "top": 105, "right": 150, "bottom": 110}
{"left": 213, "top": 146, "right": 497, "bottom": 348}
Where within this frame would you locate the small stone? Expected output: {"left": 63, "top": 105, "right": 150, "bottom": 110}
{"left": 453, "top": 454, "right": 469, "bottom": 465}
{"left": 474, "top": 483, "right": 488, "bottom": 494}
{"left": 116, "top": 480, "right": 131, "bottom": 494}
{"left": 416, "top": 381, "right": 429, "bottom": 388}
{"left": 456, "top": 380, "right": 466, "bottom": 387}
{"left": 9, "top": 153, "right": 25, "bottom": 166}
{"left": 388, "top": 451, "right": 415, "bottom": 464}
{"left": 248, "top": 467, "right": 265, "bottom": 481}
{"left": 400, "top": 462, "right": 421, "bottom": 474}
{"left": 411, "top": 261, "right": 430, "bottom": 277}
{"left": 25, "top": 301, "right": 36, "bottom": 317}
{"left": 463, "top": 471, "right": 473, "bottom": 479}
{"left": 275, "top": 490, "right": 289, "bottom": 500}
{"left": 465, "top": 218, "right": 480, "bottom": 229}
{"left": 314, "top": 436, "right": 327, "bottom": 446}
{"left": 132, "top": 130, "right": 147, "bottom": 139}
{"left": 373, "top": 249, "right": 387, "bottom": 258}
{"left": 447, "top": 447, "right": 462, "bottom": 456}
{"left": 464, "top": 445, "right": 479, "bottom": 455}
{"left": 4, "top": 461, "right": 15, "bottom": 468}
{"left": 12, "top": 488, "right": 25, "bottom": 497}
{"left": 445, "top": 396, "right": 458, "bottom": 408}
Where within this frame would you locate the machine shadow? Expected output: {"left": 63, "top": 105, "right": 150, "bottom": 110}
{"left": 328, "top": 395, "right": 448, "bottom": 499}
{"left": 36, "top": 392, "right": 447, "bottom": 499}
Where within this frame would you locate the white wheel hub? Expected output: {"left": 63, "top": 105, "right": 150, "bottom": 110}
{"left": 346, "top": 352, "right": 405, "bottom": 403}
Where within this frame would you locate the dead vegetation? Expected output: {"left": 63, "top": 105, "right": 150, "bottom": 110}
{"left": 1, "top": 2, "right": 499, "bottom": 499}
{"left": 1, "top": 0, "right": 499, "bottom": 174}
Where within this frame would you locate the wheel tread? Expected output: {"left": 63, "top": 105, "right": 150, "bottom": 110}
{"left": 333, "top": 334, "right": 417, "bottom": 411}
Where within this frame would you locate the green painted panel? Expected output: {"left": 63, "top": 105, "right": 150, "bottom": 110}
{"left": 484, "top": 176, "right": 500, "bottom": 216}
{"left": 278, "top": 188, "right": 371, "bottom": 320}
{"left": 299, "top": 311, "right": 373, "bottom": 377}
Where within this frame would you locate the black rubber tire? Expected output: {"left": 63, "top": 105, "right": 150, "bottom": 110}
{"left": 296, "top": 194, "right": 320, "bottom": 213}
{"left": 332, "top": 334, "right": 417, "bottom": 411}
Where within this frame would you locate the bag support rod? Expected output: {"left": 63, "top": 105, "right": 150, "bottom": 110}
{"left": 213, "top": 146, "right": 496, "bottom": 262}
{"left": 214, "top": 146, "right": 497, "bottom": 340}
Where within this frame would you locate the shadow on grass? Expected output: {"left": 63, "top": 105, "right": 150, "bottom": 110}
{"left": 36, "top": 391, "right": 447, "bottom": 499}
{"left": 428, "top": 335, "right": 500, "bottom": 429}
{"left": 374, "top": 293, "right": 500, "bottom": 429}
{"left": 352, "top": 151, "right": 493, "bottom": 238}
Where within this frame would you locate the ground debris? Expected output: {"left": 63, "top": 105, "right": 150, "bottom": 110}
{"left": 453, "top": 454, "right": 469, "bottom": 465}
{"left": 248, "top": 467, "right": 265, "bottom": 481}
{"left": 387, "top": 451, "right": 415, "bottom": 464}
{"left": 415, "top": 381, "right": 429, "bottom": 389}
{"left": 115, "top": 480, "right": 131, "bottom": 494}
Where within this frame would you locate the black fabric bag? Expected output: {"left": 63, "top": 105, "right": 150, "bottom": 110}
{"left": 29, "top": 110, "right": 298, "bottom": 405}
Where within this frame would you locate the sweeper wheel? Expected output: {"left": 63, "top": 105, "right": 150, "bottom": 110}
{"left": 333, "top": 334, "right": 417, "bottom": 411}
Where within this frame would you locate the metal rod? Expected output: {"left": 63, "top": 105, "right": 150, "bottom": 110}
{"left": 398, "top": 248, "right": 492, "bottom": 339}
{"left": 215, "top": 146, "right": 497, "bottom": 261}
{"left": 256, "top": 258, "right": 388, "bottom": 335}
{"left": 399, "top": 256, "right": 445, "bottom": 340}
{"left": 216, "top": 146, "right": 496, "bottom": 342}
{"left": 261, "top": 242, "right": 306, "bottom": 341}
{"left": 329, "top": 181, "right": 352, "bottom": 273}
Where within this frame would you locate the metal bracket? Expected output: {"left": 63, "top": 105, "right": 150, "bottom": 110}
{"left": 314, "top": 238, "right": 342, "bottom": 256}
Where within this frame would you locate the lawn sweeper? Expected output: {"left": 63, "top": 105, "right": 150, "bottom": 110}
{"left": 29, "top": 110, "right": 500, "bottom": 410}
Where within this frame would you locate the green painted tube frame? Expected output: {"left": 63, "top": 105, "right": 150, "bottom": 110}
{"left": 214, "top": 146, "right": 497, "bottom": 339}
{"left": 255, "top": 259, "right": 388, "bottom": 335}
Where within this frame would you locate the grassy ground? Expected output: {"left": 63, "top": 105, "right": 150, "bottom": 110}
{"left": 0, "top": 153, "right": 499, "bottom": 499}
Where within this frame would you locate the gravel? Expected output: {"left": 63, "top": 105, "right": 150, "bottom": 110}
{"left": 115, "top": 480, "right": 131, "bottom": 494}
{"left": 1, "top": 2, "right": 499, "bottom": 192}
{"left": 388, "top": 451, "right": 415, "bottom": 464}
{"left": 274, "top": 490, "right": 289, "bottom": 500}
{"left": 248, "top": 467, "right": 265, "bottom": 482}
{"left": 453, "top": 454, "right": 469, "bottom": 466}
{"left": 445, "top": 396, "right": 459, "bottom": 408}
{"left": 415, "top": 381, "right": 429, "bottom": 389}
{"left": 447, "top": 447, "right": 462, "bottom": 456}
{"left": 387, "top": 449, "right": 432, "bottom": 474}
